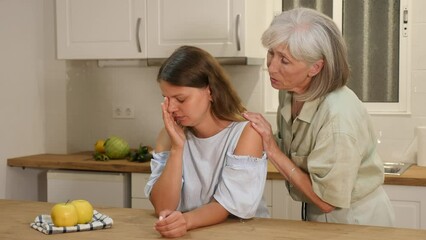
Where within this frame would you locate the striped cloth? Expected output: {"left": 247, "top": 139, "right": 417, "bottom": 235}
{"left": 30, "top": 210, "right": 113, "bottom": 234}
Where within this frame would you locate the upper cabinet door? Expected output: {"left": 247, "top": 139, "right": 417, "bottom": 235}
{"left": 55, "top": 0, "right": 270, "bottom": 60}
{"left": 147, "top": 0, "right": 246, "bottom": 58}
{"left": 56, "top": 0, "right": 147, "bottom": 59}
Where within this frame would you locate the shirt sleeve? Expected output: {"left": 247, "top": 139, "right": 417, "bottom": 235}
{"left": 307, "top": 130, "right": 361, "bottom": 208}
{"left": 213, "top": 152, "right": 267, "bottom": 219}
{"left": 144, "top": 151, "right": 169, "bottom": 198}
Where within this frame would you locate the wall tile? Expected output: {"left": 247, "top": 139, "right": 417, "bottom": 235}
{"left": 411, "top": 24, "right": 426, "bottom": 70}
{"left": 412, "top": 0, "right": 426, "bottom": 23}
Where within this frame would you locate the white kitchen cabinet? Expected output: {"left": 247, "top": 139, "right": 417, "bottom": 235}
{"left": 264, "top": 179, "right": 301, "bottom": 220}
{"left": 56, "top": 0, "right": 273, "bottom": 60}
{"left": 146, "top": 0, "right": 268, "bottom": 59}
{"left": 383, "top": 185, "right": 426, "bottom": 229}
{"left": 47, "top": 170, "right": 131, "bottom": 208}
{"left": 131, "top": 173, "right": 154, "bottom": 210}
{"left": 266, "top": 182, "right": 426, "bottom": 227}
{"left": 56, "top": 0, "right": 147, "bottom": 59}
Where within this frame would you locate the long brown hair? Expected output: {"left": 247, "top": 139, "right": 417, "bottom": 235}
{"left": 157, "top": 45, "right": 246, "bottom": 121}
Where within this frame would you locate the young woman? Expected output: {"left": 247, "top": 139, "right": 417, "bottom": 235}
{"left": 144, "top": 46, "right": 269, "bottom": 238}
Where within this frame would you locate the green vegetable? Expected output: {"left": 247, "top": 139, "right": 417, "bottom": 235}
{"left": 93, "top": 152, "right": 109, "bottom": 161}
{"left": 104, "top": 136, "right": 130, "bottom": 159}
{"left": 129, "top": 145, "right": 153, "bottom": 162}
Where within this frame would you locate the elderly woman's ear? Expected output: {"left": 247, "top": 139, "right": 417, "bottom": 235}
{"left": 308, "top": 59, "right": 324, "bottom": 77}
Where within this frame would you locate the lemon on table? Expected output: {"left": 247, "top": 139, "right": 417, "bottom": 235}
{"left": 94, "top": 140, "right": 105, "bottom": 153}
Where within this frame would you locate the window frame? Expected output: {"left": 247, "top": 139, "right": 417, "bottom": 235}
{"left": 264, "top": 0, "right": 411, "bottom": 115}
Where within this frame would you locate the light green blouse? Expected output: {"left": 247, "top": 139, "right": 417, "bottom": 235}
{"left": 277, "top": 86, "right": 384, "bottom": 208}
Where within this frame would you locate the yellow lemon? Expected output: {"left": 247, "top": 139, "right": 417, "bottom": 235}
{"left": 94, "top": 140, "right": 105, "bottom": 153}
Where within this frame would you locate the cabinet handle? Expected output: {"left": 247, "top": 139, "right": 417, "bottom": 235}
{"left": 235, "top": 14, "right": 241, "bottom": 51}
{"left": 136, "top": 17, "right": 142, "bottom": 53}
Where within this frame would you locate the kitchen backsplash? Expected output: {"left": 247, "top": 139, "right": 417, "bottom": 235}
{"left": 65, "top": 61, "right": 266, "bottom": 154}
{"left": 65, "top": 59, "right": 426, "bottom": 164}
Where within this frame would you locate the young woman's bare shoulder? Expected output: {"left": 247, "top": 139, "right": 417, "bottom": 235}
{"left": 234, "top": 123, "right": 263, "bottom": 158}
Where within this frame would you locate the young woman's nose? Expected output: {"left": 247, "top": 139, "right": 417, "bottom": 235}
{"left": 167, "top": 99, "right": 178, "bottom": 112}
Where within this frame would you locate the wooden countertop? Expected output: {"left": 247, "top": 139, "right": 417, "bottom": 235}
{"left": 7, "top": 152, "right": 426, "bottom": 186}
{"left": 2, "top": 199, "right": 425, "bottom": 240}
{"left": 7, "top": 152, "right": 151, "bottom": 173}
{"left": 384, "top": 165, "right": 426, "bottom": 186}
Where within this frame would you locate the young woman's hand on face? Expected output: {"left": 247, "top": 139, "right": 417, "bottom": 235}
{"left": 162, "top": 97, "right": 186, "bottom": 149}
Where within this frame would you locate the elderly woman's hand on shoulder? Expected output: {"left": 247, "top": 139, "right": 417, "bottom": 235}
{"left": 242, "top": 112, "right": 276, "bottom": 156}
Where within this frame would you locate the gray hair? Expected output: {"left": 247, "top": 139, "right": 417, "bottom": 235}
{"left": 262, "top": 7, "right": 349, "bottom": 101}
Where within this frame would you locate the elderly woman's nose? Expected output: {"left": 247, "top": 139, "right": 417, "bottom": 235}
{"left": 268, "top": 57, "right": 280, "bottom": 73}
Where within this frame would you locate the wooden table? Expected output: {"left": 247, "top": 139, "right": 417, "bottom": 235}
{"left": 1, "top": 199, "right": 425, "bottom": 240}
{"left": 7, "top": 152, "right": 426, "bottom": 185}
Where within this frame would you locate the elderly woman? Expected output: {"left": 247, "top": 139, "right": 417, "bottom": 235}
{"left": 243, "top": 8, "right": 395, "bottom": 226}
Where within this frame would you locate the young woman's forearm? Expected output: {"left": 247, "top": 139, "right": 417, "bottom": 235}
{"left": 150, "top": 148, "right": 184, "bottom": 214}
{"left": 183, "top": 200, "right": 229, "bottom": 231}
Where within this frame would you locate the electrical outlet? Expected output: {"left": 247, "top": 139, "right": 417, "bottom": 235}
{"left": 112, "top": 105, "right": 135, "bottom": 119}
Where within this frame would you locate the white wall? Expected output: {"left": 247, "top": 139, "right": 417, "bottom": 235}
{"left": 0, "top": 0, "right": 67, "bottom": 201}
{"left": 64, "top": 62, "right": 264, "bottom": 152}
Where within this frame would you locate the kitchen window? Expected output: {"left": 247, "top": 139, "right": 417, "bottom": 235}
{"left": 265, "top": 0, "right": 410, "bottom": 114}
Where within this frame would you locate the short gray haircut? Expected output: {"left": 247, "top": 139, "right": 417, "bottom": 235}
{"left": 262, "top": 7, "right": 349, "bottom": 101}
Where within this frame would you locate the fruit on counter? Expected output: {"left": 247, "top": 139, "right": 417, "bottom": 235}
{"left": 50, "top": 201, "right": 78, "bottom": 227}
{"left": 93, "top": 136, "right": 130, "bottom": 160}
{"left": 71, "top": 199, "right": 94, "bottom": 224}
{"left": 129, "top": 145, "right": 153, "bottom": 162}
{"left": 93, "top": 139, "right": 109, "bottom": 161}
{"left": 104, "top": 136, "right": 130, "bottom": 159}
{"left": 93, "top": 152, "right": 110, "bottom": 161}
{"left": 94, "top": 139, "right": 106, "bottom": 153}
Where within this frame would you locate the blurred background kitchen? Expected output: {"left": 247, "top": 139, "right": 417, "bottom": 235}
{"left": 1, "top": 0, "right": 426, "bottom": 208}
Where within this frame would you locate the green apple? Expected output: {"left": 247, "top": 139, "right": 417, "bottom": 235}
{"left": 71, "top": 199, "right": 94, "bottom": 224}
{"left": 50, "top": 202, "right": 78, "bottom": 227}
